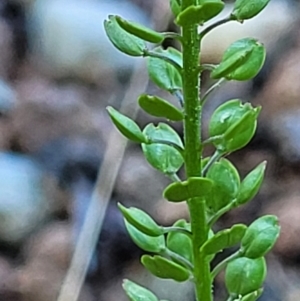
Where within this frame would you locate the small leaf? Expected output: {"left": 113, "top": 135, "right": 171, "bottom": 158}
{"left": 123, "top": 279, "right": 159, "bottom": 301}
{"left": 176, "top": 1, "right": 224, "bottom": 25}
{"left": 147, "top": 47, "right": 182, "bottom": 93}
{"left": 170, "top": 0, "right": 182, "bottom": 17}
{"left": 225, "top": 257, "right": 267, "bottom": 296}
{"left": 167, "top": 220, "right": 193, "bottom": 264}
{"left": 209, "top": 99, "right": 260, "bottom": 152}
{"left": 142, "top": 123, "right": 184, "bottom": 174}
{"left": 236, "top": 161, "right": 267, "bottom": 206}
{"left": 115, "top": 16, "right": 164, "bottom": 44}
{"left": 241, "top": 288, "right": 263, "bottom": 301}
{"left": 118, "top": 203, "right": 163, "bottom": 236}
{"left": 107, "top": 106, "right": 147, "bottom": 143}
{"left": 138, "top": 94, "right": 183, "bottom": 121}
{"left": 201, "top": 224, "right": 247, "bottom": 255}
{"left": 104, "top": 15, "right": 146, "bottom": 56}
{"left": 231, "top": 0, "right": 270, "bottom": 21}
{"left": 141, "top": 255, "right": 190, "bottom": 282}
{"left": 206, "top": 158, "right": 240, "bottom": 213}
{"left": 163, "top": 177, "right": 213, "bottom": 202}
{"left": 241, "top": 215, "right": 280, "bottom": 258}
{"left": 124, "top": 220, "right": 165, "bottom": 253}
{"left": 211, "top": 38, "right": 266, "bottom": 81}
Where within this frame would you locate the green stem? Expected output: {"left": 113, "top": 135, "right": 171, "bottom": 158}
{"left": 181, "top": 0, "right": 212, "bottom": 300}
{"left": 202, "top": 134, "right": 224, "bottom": 146}
{"left": 201, "top": 78, "right": 226, "bottom": 106}
{"left": 202, "top": 150, "right": 223, "bottom": 176}
{"left": 167, "top": 173, "right": 181, "bottom": 182}
{"left": 163, "top": 32, "right": 183, "bottom": 42}
{"left": 211, "top": 250, "right": 242, "bottom": 279}
{"left": 208, "top": 200, "right": 235, "bottom": 228}
{"left": 163, "top": 226, "right": 192, "bottom": 238}
{"left": 164, "top": 249, "right": 194, "bottom": 271}
{"left": 143, "top": 50, "right": 182, "bottom": 73}
{"left": 199, "top": 16, "right": 231, "bottom": 39}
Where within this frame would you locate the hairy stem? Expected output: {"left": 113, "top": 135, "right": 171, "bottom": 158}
{"left": 181, "top": 0, "right": 212, "bottom": 300}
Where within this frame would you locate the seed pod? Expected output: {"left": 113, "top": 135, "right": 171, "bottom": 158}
{"left": 176, "top": 1, "right": 224, "bottom": 26}
{"left": 201, "top": 224, "right": 246, "bottom": 256}
{"left": 225, "top": 257, "right": 267, "bottom": 296}
{"left": 163, "top": 177, "right": 213, "bottom": 202}
{"left": 206, "top": 158, "right": 240, "bottom": 213}
{"left": 211, "top": 38, "right": 266, "bottom": 81}
{"left": 241, "top": 215, "right": 280, "bottom": 258}
{"left": 141, "top": 255, "right": 190, "bottom": 282}
{"left": 118, "top": 203, "right": 163, "bottom": 236}
{"left": 123, "top": 279, "right": 159, "bottom": 301}
{"left": 115, "top": 16, "right": 164, "bottom": 44}
{"left": 124, "top": 220, "right": 165, "bottom": 253}
{"left": 167, "top": 220, "right": 193, "bottom": 264}
{"left": 209, "top": 99, "right": 260, "bottom": 153}
{"left": 138, "top": 94, "right": 183, "bottom": 121}
{"left": 107, "top": 106, "right": 147, "bottom": 143}
{"left": 236, "top": 161, "right": 267, "bottom": 206}
{"left": 104, "top": 15, "right": 146, "bottom": 56}
{"left": 142, "top": 123, "right": 184, "bottom": 174}
{"left": 231, "top": 0, "right": 270, "bottom": 21}
{"left": 147, "top": 47, "right": 182, "bottom": 93}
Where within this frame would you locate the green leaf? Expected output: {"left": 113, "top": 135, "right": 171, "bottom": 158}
{"left": 147, "top": 47, "right": 182, "bottom": 93}
{"left": 241, "top": 215, "right": 280, "bottom": 258}
{"left": 209, "top": 99, "right": 260, "bottom": 152}
{"left": 241, "top": 288, "right": 263, "bottom": 301}
{"left": 201, "top": 224, "right": 247, "bottom": 255}
{"left": 138, "top": 94, "right": 183, "bottom": 121}
{"left": 236, "top": 161, "right": 267, "bottom": 206}
{"left": 123, "top": 279, "right": 159, "bottom": 301}
{"left": 141, "top": 255, "right": 190, "bottom": 282}
{"left": 206, "top": 158, "right": 240, "bottom": 213}
{"left": 115, "top": 16, "right": 164, "bottom": 44}
{"left": 225, "top": 257, "right": 267, "bottom": 296}
{"left": 118, "top": 203, "right": 163, "bottom": 236}
{"left": 107, "top": 106, "right": 147, "bottom": 143}
{"left": 142, "top": 123, "right": 184, "bottom": 174}
{"left": 167, "top": 220, "right": 193, "bottom": 264}
{"left": 231, "top": 0, "right": 270, "bottom": 21}
{"left": 170, "top": 0, "right": 182, "bottom": 17}
{"left": 124, "top": 220, "right": 165, "bottom": 253}
{"left": 211, "top": 38, "right": 266, "bottom": 81}
{"left": 176, "top": 1, "right": 224, "bottom": 26}
{"left": 104, "top": 15, "right": 146, "bottom": 56}
{"left": 163, "top": 177, "right": 214, "bottom": 202}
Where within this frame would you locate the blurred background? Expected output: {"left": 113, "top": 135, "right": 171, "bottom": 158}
{"left": 0, "top": 0, "right": 299, "bottom": 300}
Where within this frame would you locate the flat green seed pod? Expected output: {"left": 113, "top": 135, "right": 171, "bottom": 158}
{"left": 107, "top": 106, "right": 147, "bottom": 143}
{"left": 115, "top": 16, "right": 164, "bottom": 44}
{"left": 104, "top": 15, "right": 146, "bottom": 56}
{"left": 138, "top": 94, "right": 183, "bottom": 121}
{"left": 225, "top": 257, "right": 267, "bottom": 296}
{"left": 141, "top": 255, "right": 190, "bottom": 282}
{"left": 232, "top": 0, "right": 270, "bottom": 21}
{"left": 123, "top": 279, "right": 159, "bottom": 301}
{"left": 163, "top": 177, "right": 213, "bottom": 202}
{"left": 118, "top": 203, "right": 164, "bottom": 236}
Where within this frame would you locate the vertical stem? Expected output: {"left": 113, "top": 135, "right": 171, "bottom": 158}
{"left": 181, "top": 1, "right": 212, "bottom": 301}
